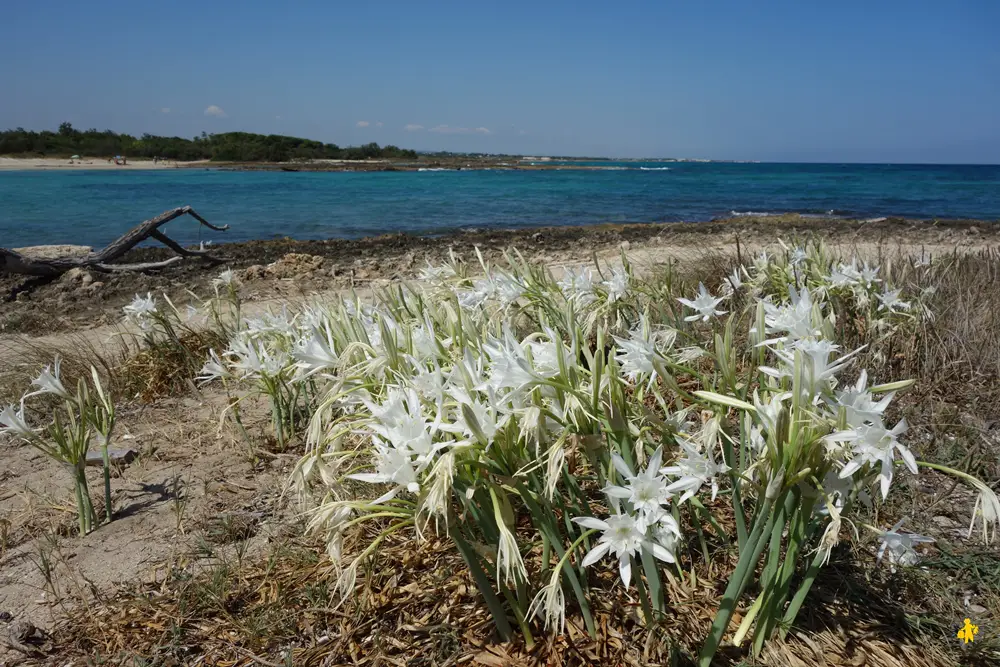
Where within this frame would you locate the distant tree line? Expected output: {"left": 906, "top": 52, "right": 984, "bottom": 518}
{"left": 0, "top": 123, "right": 418, "bottom": 161}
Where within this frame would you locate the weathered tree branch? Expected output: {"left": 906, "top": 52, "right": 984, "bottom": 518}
{"left": 1, "top": 206, "right": 230, "bottom": 279}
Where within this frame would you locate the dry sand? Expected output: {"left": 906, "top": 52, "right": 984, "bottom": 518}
{"left": 0, "top": 157, "right": 209, "bottom": 170}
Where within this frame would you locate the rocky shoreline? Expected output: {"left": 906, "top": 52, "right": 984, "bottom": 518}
{"left": 2, "top": 214, "right": 997, "bottom": 335}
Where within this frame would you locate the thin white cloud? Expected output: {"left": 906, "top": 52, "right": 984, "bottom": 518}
{"left": 518, "top": 129, "right": 527, "bottom": 136}
{"left": 428, "top": 125, "right": 492, "bottom": 135}
{"left": 404, "top": 124, "right": 424, "bottom": 131}
{"left": 375, "top": 121, "right": 383, "bottom": 128}
{"left": 204, "top": 105, "right": 227, "bottom": 118}
{"left": 275, "top": 115, "right": 282, "bottom": 120}
{"left": 356, "top": 120, "right": 370, "bottom": 127}
{"left": 160, "top": 107, "right": 171, "bottom": 114}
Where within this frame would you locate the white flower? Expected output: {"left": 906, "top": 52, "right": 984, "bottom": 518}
{"left": 123, "top": 292, "right": 157, "bottom": 325}
{"left": 790, "top": 247, "right": 808, "bottom": 266}
{"left": 527, "top": 576, "right": 566, "bottom": 634}
{"left": 28, "top": 356, "right": 71, "bottom": 399}
{"left": 441, "top": 390, "right": 506, "bottom": 445}
{"left": 859, "top": 262, "right": 881, "bottom": 287}
{"left": 418, "top": 262, "right": 456, "bottom": 281}
{"left": 834, "top": 370, "right": 893, "bottom": 428}
{"left": 828, "top": 260, "right": 862, "bottom": 288}
{"left": 761, "top": 286, "right": 820, "bottom": 343}
{"left": 0, "top": 403, "right": 34, "bottom": 440}
{"left": 677, "top": 283, "right": 726, "bottom": 322}
{"left": 761, "top": 339, "right": 859, "bottom": 399}
{"left": 196, "top": 349, "right": 230, "bottom": 383}
{"left": 482, "top": 328, "right": 539, "bottom": 393}
{"left": 603, "top": 268, "right": 629, "bottom": 304}
{"left": 833, "top": 419, "right": 916, "bottom": 499}
{"left": 966, "top": 477, "right": 999, "bottom": 545}
{"left": 293, "top": 325, "right": 340, "bottom": 378}
{"left": 573, "top": 512, "right": 674, "bottom": 587}
{"left": 364, "top": 388, "right": 439, "bottom": 463}
{"left": 348, "top": 436, "right": 422, "bottom": 497}
{"left": 727, "top": 267, "right": 744, "bottom": 291}
{"left": 526, "top": 330, "right": 566, "bottom": 378}
{"left": 492, "top": 272, "right": 525, "bottom": 306}
{"left": 876, "top": 519, "right": 934, "bottom": 571}
{"left": 877, "top": 288, "right": 910, "bottom": 312}
{"left": 642, "top": 506, "right": 682, "bottom": 560}
{"left": 613, "top": 327, "right": 659, "bottom": 381}
{"left": 495, "top": 515, "right": 528, "bottom": 586}
{"left": 604, "top": 448, "right": 671, "bottom": 515}
{"left": 557, "top": 267, "right": 596, "bottom": 306}
{"left": 661, "top": 438, "right": 730, "bottom": 503}
{"left": 212, "top": 269, "right": 237, "bottom": 289}
{"left": 410, "top": 362, "right": 448, "bottom": 406}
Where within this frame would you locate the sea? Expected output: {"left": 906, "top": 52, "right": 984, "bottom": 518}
{"left": 1, "top": 162, "right": 998, "bottom": 248}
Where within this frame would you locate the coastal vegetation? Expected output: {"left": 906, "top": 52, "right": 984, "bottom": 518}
{"left": 2, "top": 222, "right": 998, "bottom": 665}
{"left": 0, "top": 123, "right": 418, "bottom": 161}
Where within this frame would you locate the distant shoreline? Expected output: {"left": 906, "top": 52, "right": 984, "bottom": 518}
{"left": 0, "top": 156, "right": 694, "bottom": 173}
{"left": 0, "top": 157, "right": 205, "bottom": 171}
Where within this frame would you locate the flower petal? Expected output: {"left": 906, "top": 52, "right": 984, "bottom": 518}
{"left": 581, "top": 542, "right": 611, "bottom": 567}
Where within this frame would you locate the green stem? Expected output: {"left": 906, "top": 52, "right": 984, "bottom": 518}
{"left": 697, "top": 490, "right": 785, "bottom": 667}
{"left": 102, "top": 442, "right": 113, "bottom": 524}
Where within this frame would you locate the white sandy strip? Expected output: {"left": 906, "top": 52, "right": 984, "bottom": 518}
{"left": 0, "top": 157, "right": 209, "bottom": 171}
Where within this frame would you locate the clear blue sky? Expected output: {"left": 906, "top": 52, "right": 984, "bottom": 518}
{"left": 3, "top": 1, "right": 998, "bottom": 163}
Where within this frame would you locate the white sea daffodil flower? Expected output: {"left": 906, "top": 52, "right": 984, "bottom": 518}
{"left": 557, "top": 267, "right": 596, "bottom": 306}
{"left": 603, "top": 267, "right": 629, "bottom": 304}
{"left": 876, "top": 519, "right": 934, "bottom": 571}
{"left": 678, "top": 283, "right": 726, "bottom": 322}
{"left": 293, "top": 325, "right": 340, "bottom": 378}
{"left": 482, "top": 328, "right": 540, "bottom": 393}
{"left": 0, "top": 403, "right": 35, "bottom": 440}
{"left": 789, "top": 247, "right": 808, "bottom": 266}
{"left": 832, "top": 419, "right": 916, "bottom": 499}
{"left": 28, "top": 356, "right": 71, "bottom": 399}
{"left": 123, "top": 293, "right": 157, "bottom": 329}
{"left": 603, "top": 448, "right": 671, "bottom": 515}
{"left": 661, "top": 438, "right": 730, "bottom": 503}
{"left": 572, "top": 512, "right": 675, "bottom": 587}
{"left": 492, "top": 272, "right": 525, "bottom": 306}
{"left": 613, "top": 331, "right": 659, "bottom": 382}
{"left": 348, "top": 436, "right": 422, "bottom": 498}
{"left": 761, "top": 339, "right": 859, "bottom": 399}
{"left": 877, "top": 288, "right": 910, "bottom": 312}
{"left": 727, "top": 267, "right": 744, "bottom": 291}
{"left": 834, "top": 370, "right": 893, "bottom": 428}
{"left": 212, "top": 269, "right": 237, "bottom": 289}
{"left": 418, "top": 262, "right": 456, "bottom": 282}
{"left": 761, "top": 286, "right": 820, "bottom": 344}
{"left": 640, "top": 505, "right": 683, "bottom": 562}
{"left": 526, "top": 329, "right": 568, "bottom": 378}
{"left": 197, "top": 349, "right": 230, "bottom": 383}
{"left": 859, "top": 262, "right": 881, "bottom": 287}
{"left": 828, "top": 260, "right": 862, "bottom": 288}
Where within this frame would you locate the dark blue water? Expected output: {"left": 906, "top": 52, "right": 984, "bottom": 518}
{"left": 1, "top": 163, "right": 998, "bottom": 248}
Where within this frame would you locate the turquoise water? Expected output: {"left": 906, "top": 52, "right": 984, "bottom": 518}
{"left": 1, "top": 162, "right": 998, "bottom": 248}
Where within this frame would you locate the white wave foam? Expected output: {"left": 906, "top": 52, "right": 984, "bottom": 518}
{"left": 729, "top": 210, "right": 782, "bottom": 217}
{"left": 638, "top": 167, "right": 671, "bottom": 171}
{"left": 417, "top": 168, "right": 454, "bottom": 172}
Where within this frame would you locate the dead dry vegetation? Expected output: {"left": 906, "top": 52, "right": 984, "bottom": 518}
{"left": 0, "top": 226, "right": 998, "bottom": 667}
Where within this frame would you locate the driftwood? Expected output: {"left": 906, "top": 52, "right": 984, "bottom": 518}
{"left": 1, "top": 206, "right": 229, "bottom": 279}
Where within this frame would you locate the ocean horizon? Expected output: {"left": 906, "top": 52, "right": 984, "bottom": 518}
{"left": 1, "top": 161, "right": 998, "bottom": 248}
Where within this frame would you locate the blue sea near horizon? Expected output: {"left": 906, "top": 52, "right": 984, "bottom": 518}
{"left": 1, "top": 162, "right": 998, "bottom": 249}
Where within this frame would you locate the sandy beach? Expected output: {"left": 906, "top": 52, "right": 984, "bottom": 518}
{"left": 0, "top": 156, "right": 209, "bottom": 170}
